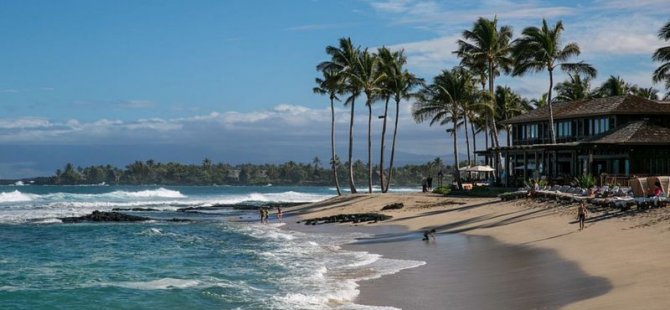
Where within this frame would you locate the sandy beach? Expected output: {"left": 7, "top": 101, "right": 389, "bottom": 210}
{"left": 287, "top": 193, "right": 670, "bottom": 309}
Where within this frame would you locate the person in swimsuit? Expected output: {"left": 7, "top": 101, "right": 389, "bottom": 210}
{"left": 577, "top": 201, "right": 588, "bottom": 231}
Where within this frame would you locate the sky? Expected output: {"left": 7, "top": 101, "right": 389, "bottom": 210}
{"left": 0, "top": 0, "right": 668, "bottom": 178}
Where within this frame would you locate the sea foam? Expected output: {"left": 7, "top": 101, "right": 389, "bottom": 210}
{"left": 0, "top": 190, "right": 34, "bottom": 203}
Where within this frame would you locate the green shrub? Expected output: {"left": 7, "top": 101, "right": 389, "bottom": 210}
{"left": 432, "top": 186, "right": 451, "bottom": 196}
{"left": 574, "top": 173, "right": 596, "bottom": 189}
{"left": 524, "top": 178, "right": 548, "bottom": 189}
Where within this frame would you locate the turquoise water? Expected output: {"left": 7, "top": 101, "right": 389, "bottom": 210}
{"left": 0, "top": 185, "right": 422, "bottom": 309}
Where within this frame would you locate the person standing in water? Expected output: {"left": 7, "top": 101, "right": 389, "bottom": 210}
{"left": 422, "top": 229, "right": 436, "bottom": 241}
{"left": 577, "top": 201, "right": 588, "bottom": 231}
{"left": 259, "top": 208, "right": 265, "bottom": 224}
{"left": 276, "top": 207, "right": 283, "bottom": 222}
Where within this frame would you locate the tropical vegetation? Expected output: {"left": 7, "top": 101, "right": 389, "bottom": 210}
{"left": 512, "top": 19, "right": 597, "bottom": 144}
{"left": 311, "top": 18, "right": 670, "bottom": 194}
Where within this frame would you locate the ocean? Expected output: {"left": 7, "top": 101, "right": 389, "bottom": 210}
{"left": 0, "top": 185, "right": 423, "bottom": 309}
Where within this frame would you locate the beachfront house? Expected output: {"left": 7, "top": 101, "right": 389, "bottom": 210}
{"left": 477, "top": 95, "right": 670, "bottom": 186}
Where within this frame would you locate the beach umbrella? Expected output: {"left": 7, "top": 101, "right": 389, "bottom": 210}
{"left": 467, "top": 165, "right": 495, "bottom": 172}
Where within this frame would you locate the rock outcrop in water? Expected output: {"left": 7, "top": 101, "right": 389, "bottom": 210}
{"left": 177, "top": 202, "right": 308, "bottom": 213}
{"left": 112, "top": 207, "right": 160, "bottom": 212}
{"left": 299, "top": 213, "right": 392, "bottom": 225}
{"left": 61, "top": 211, "right": 150, "bottom": 223}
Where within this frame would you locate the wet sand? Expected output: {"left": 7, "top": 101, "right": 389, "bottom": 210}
{"left": 350, "top": 231, "right": 609, "bottom": 309}
{"left": 286, "top": 193, "right": 670, "bottom": 309}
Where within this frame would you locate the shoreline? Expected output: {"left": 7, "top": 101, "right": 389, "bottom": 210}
{"left": 286, "top": 193, "right": 670, "bottom": 309}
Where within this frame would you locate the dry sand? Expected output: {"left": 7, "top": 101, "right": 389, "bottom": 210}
{"left": 286, "top": 193, "right": 670, "bottom": 309}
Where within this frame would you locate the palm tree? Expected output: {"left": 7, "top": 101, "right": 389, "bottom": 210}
{"left": 348, "top": 49, "right": 385, "bottom": 193}
{"left": 594, "top": 75, "right": 635, "bottom": 97}
{"left": 553, "top": 73, "right": 593, "bottom": 102}
{"left": 531, "top": 93, "right": 549, "bottom": 109}
{"left": 413, "top": 67, "right": 474, "bottom": 190}
{"left": 512, "top": 19, "right": 597, "bottom": 144}
{"left": 378, "top": 49, "right": 423, "bottom": 193}
{"left": 460, "top": 60, "right": 488, "bottom": 165}
{"left": 456, "top": 16, "right": 514, "bottom": 179}
{"left": 633, "top": 87, "right": 660, "bottom": 100}
{"left": 495, "top": 86, "right": 532, "bottom": 147}
{"left": 318, "top": 37, "right": 361, "bottom": 194}
{"left": 653, "top": 20, "right": 670, "bottom": 91}
{"left": 313, "top": 70, "right": 344, "bottom": 195}
{"left": 377, "top": 47, "right": 395, "bottom": 192}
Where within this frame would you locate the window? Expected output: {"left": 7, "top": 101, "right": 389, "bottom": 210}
{"left": 518, "top": 124, "right": 538, "bottom": 141}
{"left": 589, "top": 117, "right": 610, "bottom": 135}
{"left": 555, "top": 121, "right": 572, "bottom": 137}
{"left": 523, "top": 124, "right": 538, "bottom": 140}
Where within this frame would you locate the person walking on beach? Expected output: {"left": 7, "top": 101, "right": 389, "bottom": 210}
{"left": 577, "top": 201, "right": 588, "bottom": 231}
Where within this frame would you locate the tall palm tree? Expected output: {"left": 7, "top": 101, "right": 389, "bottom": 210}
{"left": 594, "top": 75, "right": 635, "bottom": 97}
{"left": 318, "top": 37, "right": 361, "bottom": 193}
{"left": 413, "top": 67, "right": 474, "bottom": 190}
{"left": 348, "top": 49, "right": 385, "bottom": 193}
{"left": 553, "top": 73, "right": 593, "bottom": 102}
{"left": 456, "top": 16, "right": 513, "bottom": 179}
{"left": 313, "top": 72, "right": 344, "bottom": 195}
{"left": 376, "top": 47, "right": 396, "bottom": 192}
{"left": 653, "top": 20, "right": 670, "bottom": 91}
{"left": 459, "top": 61, "right": 487, "bottom": 165}
{"left": 378, "top": 49, "right": 422, "bottom": 193}
{"left": 512, "top": 19, "right": 597, "bottom": 144}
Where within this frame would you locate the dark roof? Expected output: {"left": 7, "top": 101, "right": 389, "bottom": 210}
{"left": 584, "top": 120, "right": 670, "bottom": 145}
{"left": 502, "top": 95, "right": 670, "bottom": 124}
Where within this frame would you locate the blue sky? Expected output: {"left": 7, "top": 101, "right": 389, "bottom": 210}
{"left": 0, "top": 0, "right": 668, "bottom": 178}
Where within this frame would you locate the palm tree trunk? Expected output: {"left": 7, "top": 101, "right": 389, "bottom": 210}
{"left": 453, "top": 117, "right": 462, "bottom": 190}
{"left": 367, "top": 100, "right": 373, "bottom": 194}
{"left": 348, "top": 98, "right": 357, "bottom": 194}
{"left": 463, "top": 113, "right": 471, "bottom": 166}
{"left": 488, "top": 61, "right": 502, "bottom": 183}
{"left": 485, "top": 125, "right": 489, "bottom": 166}
{"left": 330, "top": 97, "right": 341, "bottom": 196}
{"left": 471, "top": 122, "right": 477, "bottom": 164}
{"left": 385, "top": 99, "right": 401, "bottom": 193}
{"left": 379, "top": 97, "right": 390, "bottom": 193}
{"left": 548, "top": 69, "right": 556, "bottom": 144}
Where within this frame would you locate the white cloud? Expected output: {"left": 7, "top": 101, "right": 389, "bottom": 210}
{"left": 569, "top": 15, "right": 666, "bottom": 56}
{"left": 0, "top": 118, "right": 52, "bottom": 129}
{"left": 385, "top": 35, "right": 461, "bottom": 74}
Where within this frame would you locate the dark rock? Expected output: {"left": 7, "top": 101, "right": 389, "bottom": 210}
{"left": 303, "top": 213, "right": 392, "bottom": 225}
{"left": 61, "top": 211, "right": 150, "bottom": 223}
{"left": 167, "top": 218, "right": 192, "bottom": 222}
{"left": 381, "top": 203, "right": 404, "bottom": 211}
{"left": 178, "top": 202, "right": 309, "bottom": 213}
{"left": 112, "top": 208, "right": 160, "bottom": 212}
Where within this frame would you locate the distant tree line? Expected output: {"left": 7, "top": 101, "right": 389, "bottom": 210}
{"left": 20, "top": 157, "right": 452, "bottom": 186}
